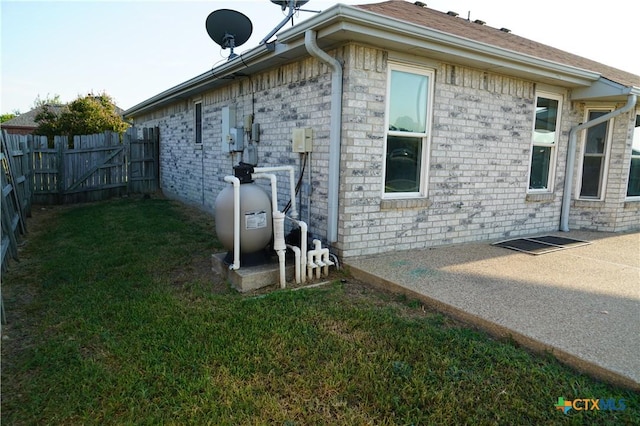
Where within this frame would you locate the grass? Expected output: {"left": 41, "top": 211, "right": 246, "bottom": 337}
{"left": 1, "top": 197, "right": 638, "bottom": 425}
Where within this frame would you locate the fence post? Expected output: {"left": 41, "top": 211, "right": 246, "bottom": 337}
{"left": 55, "top": 136, "right": 66, "bottom": 204}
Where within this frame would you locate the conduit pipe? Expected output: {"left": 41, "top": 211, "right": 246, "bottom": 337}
{"left": 560, "top": 94, "right": 637, "bottom": 232}
{"left": 252, "top": 173, "right": 279, "bottom": 210}
{"left": 286, "top": 244, "right": 301, "bottom": 284}
{"left": 253, "top": 166, "right": 298, "bottom": 218}
{"left": 252, "top": 172, "right": 288, "bottom": 288}
{"left": 285, "top": 216, "right": 308, "bottom": 284}
{"left": 223, "top": 175, "right": 241, "bottom": 271}
{"left": 273, "top": 211, "right": 287, "bottom": 288}
{"left": 305, "top": 30, "right": 342, "bottom": 244}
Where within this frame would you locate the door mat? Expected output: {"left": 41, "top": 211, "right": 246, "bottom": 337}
{"left": 493, "top": 235, "right": 591, "bottom": 255}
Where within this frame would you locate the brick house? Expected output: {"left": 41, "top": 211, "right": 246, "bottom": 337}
{"left": 123, "top": 0, "right": 640, "bottom": 259}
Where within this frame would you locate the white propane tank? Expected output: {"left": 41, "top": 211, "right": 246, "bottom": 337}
{"left": 215, "top": 182, "right": 273, "bottom": 254}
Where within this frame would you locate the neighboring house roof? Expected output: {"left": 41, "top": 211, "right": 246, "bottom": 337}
{"left": 1, "top": 104, "right": 66, "bottom": 130}
{"left": 1, "top": 102, "right": 126, "bottom": 132}
{"left": 124, "top": 0, "right": 640, "bottom": 118}
{"left": 356, "top": 1, "right": 640, "bottom": 88}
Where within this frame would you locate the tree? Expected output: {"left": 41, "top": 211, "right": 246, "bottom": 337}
{"left": 34, "top": 92, "right": 128, "bottom": 146}
{"left": 32, "top": 93, "right": 63, "bottom": 108}
{"left": 1, "top": 113, "right": 17, "bottom": 123}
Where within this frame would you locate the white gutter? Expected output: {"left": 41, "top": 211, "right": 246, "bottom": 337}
{"left": 304, "top": 30, "right": 342, "bottom": 244}
{"left": 560, "top": 94, "right": 637, "bottom": 232}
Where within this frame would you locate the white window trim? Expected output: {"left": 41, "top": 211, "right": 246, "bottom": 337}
{"left": 576, "top": 107, "right": 614, "bottom": 201}
{"left": 194, "top": 100, "right": 203, "bottom": 145}
{"left": 381, "top": 63, "right": 434, "bottom": 200}
{"left": 625, "top": 109, "right": 640, "bottom": 201}
{"left": 527, "top": 91, "right": 562, "bottom": 194}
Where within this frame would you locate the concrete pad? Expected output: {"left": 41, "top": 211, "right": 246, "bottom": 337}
{"left": 211, "top": 253, "right": 295, "bottom": 292}
{"left": 345, "top": 231, "right": 640, "bottom": 390}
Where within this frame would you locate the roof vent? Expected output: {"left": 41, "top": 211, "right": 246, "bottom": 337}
{"left": 447, "top": 11, "right": 459, "bottom": 17}
{"left": 414, "top": 1, "right": 427, "bottom": 7}
{"left": 500, "top": 27, "right": 511, "bottom": 33}
{"left": 473, "top": 19, "right": 486, "bottom": 25}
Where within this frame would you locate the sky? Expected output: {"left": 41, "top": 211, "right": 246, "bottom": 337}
{"left": 2, "top": 0, "right": 639, "bottom": 115}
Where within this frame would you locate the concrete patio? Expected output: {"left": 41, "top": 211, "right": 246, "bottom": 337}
{"left": 345, "top": 230, "right": 640, "bottom": 390}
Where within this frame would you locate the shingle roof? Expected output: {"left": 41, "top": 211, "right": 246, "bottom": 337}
{"left": 1, "top": 102, "right": 125, "bottom": 129}
{"left": 356, "top": 1, "right": 639, "bottom": 88}
{"left": 1, "top": 105, "right": 66, "bottom": 129}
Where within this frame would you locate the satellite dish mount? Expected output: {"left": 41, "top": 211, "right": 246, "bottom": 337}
{"left": 222, "top": 34, "right": 239, "bottom": 59}
{"left": 260, "top": 0, "right": 319, "bottom": 44}
{"left": 206, "top": 9, "right": 253, "bottom": 61}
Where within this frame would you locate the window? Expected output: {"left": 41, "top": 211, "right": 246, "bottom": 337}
{"left": 383, "top": 64, "right": 433, "bottom": 196}
{"left": 528, "top": 93, "right": 561, "bottom": 191}
{"left": 579, "top": 109, "right": 613, "bottom": 199}
{"left": 626, "top": 114, "right": 640, "bottom": 198}
{"left": 195, "top": 101, "right": 202, "bottom": 144}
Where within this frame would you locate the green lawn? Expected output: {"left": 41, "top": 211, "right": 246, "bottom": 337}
{"left": 1, "top": 198, "right": 637, "bottom": 425}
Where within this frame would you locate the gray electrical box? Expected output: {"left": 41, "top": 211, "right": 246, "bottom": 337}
{"left": 229, "top": 127, "right": 244, "bottom": 152}
{"left": 222, "top": 105, "right": 236, "bottom": 152}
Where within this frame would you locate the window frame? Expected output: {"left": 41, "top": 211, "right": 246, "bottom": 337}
{"left": 381, "top": 63, "right": 434, "bottom": 199}
{"left": 577, "top": 107, "right": 614, "bottom": 201}
{"left": 194, "top": 100, "right": 203, "bottom": 144}
{"left": 527, "top": 91, "right": 562, "bottom": 193}
{"left": 625, "top": 111, "right": 640, "bottom": 200}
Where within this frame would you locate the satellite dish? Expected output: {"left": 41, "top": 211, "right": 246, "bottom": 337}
{"left": 206, "top": 9, "right": 253, "bottom": 60}
{"left": 261, "top": 0, "right": 318, "bottom": 44}
{"left": 270, "top": 0, "right": 310, "bottom": 10}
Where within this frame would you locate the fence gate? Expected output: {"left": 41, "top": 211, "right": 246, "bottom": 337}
{"left": 127, "top": 127, "right": 160, "bottom": 194}
{"left": 30, "top": 127, "right": 159, "bottom": 204}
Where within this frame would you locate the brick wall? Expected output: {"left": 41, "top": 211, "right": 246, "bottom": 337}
{"left": 337, "top": 45, "right": 570, "bottom": 257}
{"left": 131, "top": 42, "right": 638, "bottom": 259}
{"left": 133, "top": 56, "right": 336, "bottom": 244}
{"left": 568, "top": 107, "right": 640, "bottom": 231}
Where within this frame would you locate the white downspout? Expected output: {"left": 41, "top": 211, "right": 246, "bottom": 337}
{"left": 223, "top": 175, "right": 241, "bottom": 270}
{"left": 305, "top": 30, "right": 342, "bottom": 244}
{"left": 560, "top": 94, "right": 637, "bottom": 232}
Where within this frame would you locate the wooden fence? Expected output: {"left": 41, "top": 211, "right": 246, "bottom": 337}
{"left": 32, "top": 127, "right": 159, "bottom": 204}
{"left": 1, "top": 127, "right": 159, "bottom": 272}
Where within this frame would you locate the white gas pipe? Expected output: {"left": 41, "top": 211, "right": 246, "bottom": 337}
{"left": 223, "top": 175, "right": 241, "bottom": 271}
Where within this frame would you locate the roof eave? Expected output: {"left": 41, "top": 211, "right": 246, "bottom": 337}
{"left": 126, "top": 3, "right": 635, "bottom": 118}
{"left": 572, "top": 78, "right": 640, "bottom": 103}
{"left": 277, "top": 4, "right": 601, "bottom": 87}
{"left": 124, "top": 43, "right": 278, "bottom": 118}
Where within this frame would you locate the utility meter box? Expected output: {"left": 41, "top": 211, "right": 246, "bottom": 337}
{"left": 292, "top": 128, "right": 313, "bottom": 153}
{"left": 222, "top": 105, "right": 237, "bottom": 151}
{"left": 229, "top": 127, "right": 244, "bottom": 152}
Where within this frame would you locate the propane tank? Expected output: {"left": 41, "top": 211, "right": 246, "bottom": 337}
{"left": 215, "top": 164, "right": 273, "bottom": 256}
